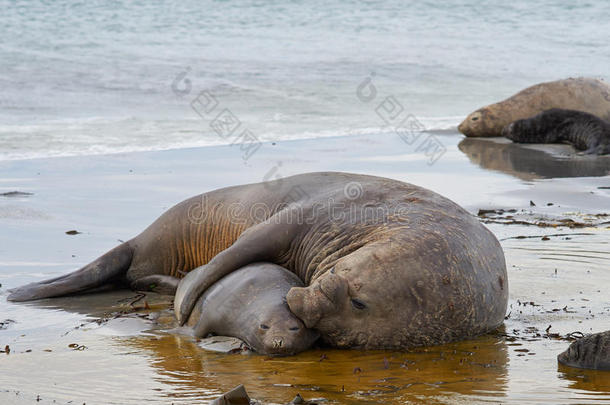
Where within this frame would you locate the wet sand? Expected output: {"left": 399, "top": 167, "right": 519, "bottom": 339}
{"left": 1, "top": 132, "right": 609, "bottom": 404}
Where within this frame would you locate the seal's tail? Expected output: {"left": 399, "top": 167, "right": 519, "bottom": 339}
{"left": 7, "top": 242, "right": 133, "bottom": 302}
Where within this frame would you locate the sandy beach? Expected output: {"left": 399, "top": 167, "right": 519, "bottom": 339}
{"left": 1, "top": 131, "right": 609, "bottom": 404}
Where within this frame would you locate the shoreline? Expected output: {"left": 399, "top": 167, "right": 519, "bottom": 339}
{"left": 0, "top": 116, "right": 464, "bottom": 162}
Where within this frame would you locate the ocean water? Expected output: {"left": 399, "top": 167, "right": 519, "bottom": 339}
{"left": 1, "top": 0, "right": 609, "bottom": 160}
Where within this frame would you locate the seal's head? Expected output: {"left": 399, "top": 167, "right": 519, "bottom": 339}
{"left": 287, "top": 241, "right": 417, "bottom": 349}
{"left": 287, "top": 238, "right": 447, "bottom": 349}
{"left": 458, "top": 107, "right": 504, "bottom": 137}
{"left": 501, "top": 121, "right": 519, "bottom": 140}
{"left": 501, "top": 118, "right": 542, "bottom": 143}
{"left": 185, "top": 263, "right": 319, "bottom": 356}
{"left": 252, "top": 308, "right": 319, "bottom": 356}
{"left": 287, "top": 226, "right": 507, "bottom": 350}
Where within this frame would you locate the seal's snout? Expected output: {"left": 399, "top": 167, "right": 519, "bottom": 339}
{"left": 262, "top": 324, "right": 319, "bottom": 356}
{"left": 457, "top": 120, "right": 467, "bottom": 135}
{"left": 261, "top": 335, "right": 288, "bottom": 355}
{"left": 286, "top": 286, "right": 321, "bottom": 328}
{"left": 272, "top": 337, "right": 284, "bottom": 349}
{"left": 287, "top": 275, "right": 346, "bottom": 328}
{"left": 458, "top": 110, "right": 482, "bottom": 137}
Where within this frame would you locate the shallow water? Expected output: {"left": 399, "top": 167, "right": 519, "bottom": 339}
{"left": 1, "top": 277, "right": 608, "bottom": 405}
{"left": 0, "top": 133, "right": 609, "bottom": 404}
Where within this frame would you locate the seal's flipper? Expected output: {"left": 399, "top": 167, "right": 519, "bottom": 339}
{"left": 7, "top": 243, "right": 133, "bottom": 302}
{"left": 131, "top": 275, "right": 180, "bottom": 295}
{"left": 175, "top": 216, "right": 300, "bottom": 325}
{"left": 581, "top": 147, "right": 600, "bottom": 155}
{"left": 549, "top": 115, "right": 607, "bottom": 153}
{"left": 193, "top": 317, "right": 212, "bottom": 338}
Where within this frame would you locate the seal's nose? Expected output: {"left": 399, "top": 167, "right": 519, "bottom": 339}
{"left": 287, "top": 285, "right": 332, "bottom": 328}
{"left": 458, "top": 120, "right": 466, "bottom": 134}
{"left": 264, "top": 336, "right": 286, "bottom": 354}
{"left": 272, "top": 337, "right": 284, "bottom": 349}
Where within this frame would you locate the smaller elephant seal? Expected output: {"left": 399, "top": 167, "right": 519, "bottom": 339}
{"left": 502, "top": 108, "right": 610, "bottom": 155}
{"left": 558, "top": 331, "right": 610, "bottom": 371}
{"left": 185, "top": 262, "right": 319, "bottom": 356}
{"left": 459, "top": 78, "right": 610, "bottom": 137}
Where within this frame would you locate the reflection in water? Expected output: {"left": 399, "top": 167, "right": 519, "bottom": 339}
{"left": 20, "top": 289, "right": 172, "bottom": 317}
{"left": 557, "top": 364, "right": 610, "bottom": 394}
{"left": 8, "top": 285, "right": 610, "bottom": 404}
{"left": 24, "top": 291, "right": 510, "bottom": 404}
{"left": 124, "top": 317, "right": 509, "bottom": 405}
{"left": 458, "top": 138, "right": 610, "bottom": 180}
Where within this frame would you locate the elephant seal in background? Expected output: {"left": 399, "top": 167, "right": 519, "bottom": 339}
{"left": 502, "top": 108, "right": 610, "bottom": 155}
{"left": 459, "top": 78, "right": 610, "bottom": 137}
{"left": 185, "top": 263, "right": 318, "bottom": 356}
{"left": 558, "top": 331, "right": 610, "bottom": 371}
{"left": 9, "top": 172, "right": 508, "bottom": 350}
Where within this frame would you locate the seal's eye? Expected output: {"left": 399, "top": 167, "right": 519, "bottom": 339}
{"left": 351, "top": 298, "right": 367, "bottom": 310}
{"left": 260, "top": 324, "right": 270, "bottom": 330}
{"left": 330, "top": 267, "right": 335, "bottom": 274}
{"left": 471, "top": 117, "right": 479, "bottom": 121}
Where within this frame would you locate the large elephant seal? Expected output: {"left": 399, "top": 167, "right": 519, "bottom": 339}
{"left": 8, "top": 172, "right": 508, "bottom": 350}
{"left": 502, "top": 108, "right": 610, "bottom": 155}
{"left": 458, "top": 78, "right": 610, "bottom": 137}
{"left": 185, "top": 263, "right": 318, "bottom": 356}
{"left": 558, "top": 331, "right": 610, "bottom": 371}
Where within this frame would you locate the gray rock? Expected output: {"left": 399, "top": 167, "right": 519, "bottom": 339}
{"left": 558, "top": 330, "right": 610, "bottom": 370}
{"left": 209, "top": 384, "right": 250, "bottom": 405}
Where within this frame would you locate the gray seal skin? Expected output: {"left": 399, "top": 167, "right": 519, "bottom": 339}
{"left": 558, "top": 331, "right": 610, "bottom": 371}
{"left": 458, "top": 78, "right": 610, "bottom": 137}
{"left": 8, "top": 172, "right": 508, "bottom": 350}
{"left": 185, "top": 262, "right": 319, "bottom": 356}
{"left": 502, "top": 108, "right": 610, "bottom": 155}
